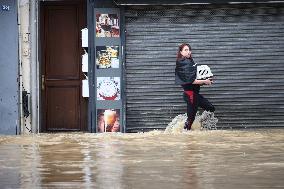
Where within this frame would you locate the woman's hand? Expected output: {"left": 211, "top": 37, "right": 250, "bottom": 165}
{"left": 204, "top": 78, "right": 213, "bottom": 85}
{"left": 193, "top": 78, "right": 213, "bottom": 85}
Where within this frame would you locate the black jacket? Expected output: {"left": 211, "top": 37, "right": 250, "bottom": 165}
{"left": 175, "top": 57, "right": 200, "bottom": 91}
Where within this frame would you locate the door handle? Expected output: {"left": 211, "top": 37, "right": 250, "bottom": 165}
{"left": 42, "top": 75, "right": 45, "bottom": 90}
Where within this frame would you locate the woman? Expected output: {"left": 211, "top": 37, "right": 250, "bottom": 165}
{"left": 175, "top": 43, "right": 215, "bottom": 130}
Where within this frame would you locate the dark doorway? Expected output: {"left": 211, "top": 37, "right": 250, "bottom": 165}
{"left": 40, "top": 0, "right": 87, "bottom": 132}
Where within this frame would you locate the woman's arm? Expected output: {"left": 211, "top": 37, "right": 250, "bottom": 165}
{"left": 193, "top": 78, "right": 213, "bottom": 85}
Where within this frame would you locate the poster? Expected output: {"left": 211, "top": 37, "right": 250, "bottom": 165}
{"left": 96, "top": 46, "right": 119, "bottom": 69}
{"left": 96, "top": 14, "right": 120, "bottom": 37}
{"left": 97, "top": 77, "right": 120, "bottom": 100}
{"left": 97, "top": 109, "right": 120, "bottom": 132}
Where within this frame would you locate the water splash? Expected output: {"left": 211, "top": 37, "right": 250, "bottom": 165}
{"left": 199, "top": 111, "right": 218, "bottom": 130}
{"left": 164, "top": 114, "right": 187, "bottom": 134}
{"left": 165, "top": 111, "right": 218, "bottom": 133}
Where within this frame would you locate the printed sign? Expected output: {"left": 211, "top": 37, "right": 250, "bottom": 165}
{"left": 2, "top": 5, "right": 10, "bottom": 11}
{"left": 96, "top": 46, "right": 119, "bottom": 69}
{"left": 96, "top": 14, "right": 119, "bottom": 37}
{"left": 97, "top": 109, "right": 120, "bottom": 132}
{"left": 97, "top": 77, "right": 120, "bottom": 101}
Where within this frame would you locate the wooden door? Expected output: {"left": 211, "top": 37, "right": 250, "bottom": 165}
{"left": 41, "top": 1, "right": 87, "bottom": 131}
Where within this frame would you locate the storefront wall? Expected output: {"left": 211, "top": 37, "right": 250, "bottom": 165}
{"left": 2, "top": 1, "right": 283, "bottom": 134}
{"left": 1, "top": 1, "right": 283, "bottom": 134}
{"left": 0, "top": 0, "right": 19, "bottom": 134}
{"left": 123, "top": 3, "right": 284, "bottom": 131}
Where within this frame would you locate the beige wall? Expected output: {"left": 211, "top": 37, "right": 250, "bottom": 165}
{"left": 18, "top": 0, "right": 32, "bottom": 134}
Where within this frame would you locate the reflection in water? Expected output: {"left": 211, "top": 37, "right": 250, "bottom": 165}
{"left": 0, "top": 130, "right": 284, "bottom": 189}
{"left": 95, "top": 140, "right": 124, "bottom": 189}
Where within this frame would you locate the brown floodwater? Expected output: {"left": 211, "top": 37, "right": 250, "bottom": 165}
{"left": 0, "top": 129, "right": 283, "bottom": 189}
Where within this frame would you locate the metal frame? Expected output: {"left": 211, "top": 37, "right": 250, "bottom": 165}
{"left": 87, "top": 0, "right": 95, "bottom": 132}
{"left": 120, "top": 6, "right": 126, "bottom": 133}
{"left": 113, "top": 0, "right": 284, "bottom": 5}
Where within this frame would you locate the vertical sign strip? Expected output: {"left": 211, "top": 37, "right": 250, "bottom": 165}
{"left": 94, "top": 8, "right": 124, "bottom": 133}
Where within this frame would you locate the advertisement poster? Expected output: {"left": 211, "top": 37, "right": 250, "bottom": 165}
{"left": 97, "top": 77, "right": 120, "bottom": 100}
{"left": 96, "top": 14, "right": 120, "bottom": 37}
{"left": 96, "top": 46, "right": 119, "bottom": 69}
{"left": 97, "top": 109, "right": 120, "bottom": 132}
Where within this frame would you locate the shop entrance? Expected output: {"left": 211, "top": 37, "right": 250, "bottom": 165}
{"left": 40, "top": 0, "right": 87, "bottom": 131}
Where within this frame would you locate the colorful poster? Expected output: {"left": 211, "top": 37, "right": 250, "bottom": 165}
{"left": 96, "top": 46, "right": 119, "bottom": 69}
{"left": 97, "top": 109, "right": 120, "bottom": 132}
{"left": 97, "top": 77, "right": 120, "bottom": 100}
{"left": 96, "top": 14, "right": 120, "bottom": 37}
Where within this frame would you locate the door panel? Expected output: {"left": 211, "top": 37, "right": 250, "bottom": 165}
{"left": 41, "top": 1, "right": 87, "bottom": 132}
{"left": 46, "top": 6, "right": 79, "bottom": 79}
{"left": 46, "top": 86, "right": 79, "bottom": 130}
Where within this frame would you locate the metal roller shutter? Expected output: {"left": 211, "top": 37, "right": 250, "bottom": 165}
{"left": 124, "top": 4, "right": 284, "bottom": 132}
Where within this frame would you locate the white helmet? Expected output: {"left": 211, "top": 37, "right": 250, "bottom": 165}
{"left": 196, "top": 65, "right": 213, "bottom": 80}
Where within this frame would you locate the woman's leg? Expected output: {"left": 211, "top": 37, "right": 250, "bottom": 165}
{"left": 197, "top": 94, "right": 215, "bottom": 112}
{"left": 184, "top": 91, "right": 198, "bottom": 130}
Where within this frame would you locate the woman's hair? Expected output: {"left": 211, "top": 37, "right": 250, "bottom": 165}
{"left": 176, "top": 43, "right": 191, "bottom": 61}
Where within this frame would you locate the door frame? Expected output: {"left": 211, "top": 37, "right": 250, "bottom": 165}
{"left": 37, "top": 0, "right": 89, "bottom": 132}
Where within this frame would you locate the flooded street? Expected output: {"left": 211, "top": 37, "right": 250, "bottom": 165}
{"left": 0, "top": 130, "right": 284, "bottom": 189}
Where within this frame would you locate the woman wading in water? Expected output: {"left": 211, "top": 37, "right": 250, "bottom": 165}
{"left": 175, "top": 43, "right": 215, "bottom": 130}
